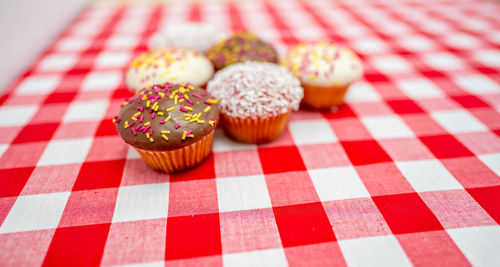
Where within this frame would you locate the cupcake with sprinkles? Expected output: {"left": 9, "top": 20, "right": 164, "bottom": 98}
{"left": 114, "top": 82, "right": 219, "bottom": 173}
{"left": 282, "top": 42, "right": 363, "bottom": 109}
{"left": 207, "top": 61, "right": 303, "bottom": 144}
{"left": 206, "top": 32, "right": 279, "bottom": 71}
{"left": 125, "top": 48, "right": 214, "bottom": 92}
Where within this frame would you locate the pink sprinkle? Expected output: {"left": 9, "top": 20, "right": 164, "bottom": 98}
{"left": 143, "top": 125, "right": 151, "bottom": 132}
{"left": 149, "top": 107, "right": 153, "bottom": 113}
{"left": 192, "top": 93, "right": 203, "bottom": 99}
{"left": 115, "top": 118, "right": 120, "bottom": 124}
{"left": 186, "top": 130, "right": 193, "bottom": 135}
{"left": 166, "top": 92, "right": 172, "bottom": 98}
{"left": 201, "top": 91, "right": 208, "bottom": 96}
{"left": 136, "top": 125, "right": 141, "bottom": 130}
{"left": 113, "top": 115, "right": 118, "bottom": 119}
{"left": 152, "top": 113, "right": 156, "bottom": 119}
{"left": 160, "top": 121, "right": 165, "bottom": 124}
{"left": 139, "top": 115, "right": 144, "bottom": 123}
{"left": 129, "top": 121, "right": 136, "bottom": 128}
{"left": 186, "top": 98, "right": 194, "bottom": 105}
{"left": 180, "top": 108, "right": 188, "bottom": 113}
{"left": 131, "top": 128, "right": 137, "bottom": 136}
{"left": 178, "top": 91, "right": 183, "bottom": 97}
{"left": 175, "top": 124, "right": 181, "bottom": 129}
{"left": 204, "top": 101, "right": 212, "bottom": 105}
{"left": 149, "top": 129, "right": 154, "bottom": 135}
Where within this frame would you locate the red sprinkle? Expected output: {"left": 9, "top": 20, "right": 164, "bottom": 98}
{"left": 152, "top": 113, "right": 156, "bottom": 119}
{"left": 131, "top": 128, "right": 137, "bottom": 136}
{"left": 204, "top": 101, "right": 212, "bottom": 105}
{"left": 192, "top": 93, "right": 203, "bottom": 99}
{"left": 159, "top": 121, "right": 165, "bottom": 124}
{"left": 175, "top": 124, "right": 181, "bottom": 129}
{"left": 149, "top": 129, "right": 153, "bottom": 135}
{"left": 129, "top": 121, "right": 136, "bottom": 128}
{"left": 186, "top": 99, "right": 194, "bottom": 105}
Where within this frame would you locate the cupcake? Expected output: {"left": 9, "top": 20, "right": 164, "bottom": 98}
{"left": 114, "top": 82, "right": 219, "bottom": 173}
{"left": 148, "top": 23, "right": 222, "bottom": 53}
{"left": 207, "top": 32, "right": 279, "bottom": 71}
{"left": 125, "top": 48, "right": 214, "bottom": 92}
{"left": 207, "top": 62, "right": 303, "bottom": 144}
{"left": 282, "top": 42, "right": 363, "bottom": 109}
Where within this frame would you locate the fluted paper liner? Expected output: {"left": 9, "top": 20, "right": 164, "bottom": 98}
{"left": 301, "top": 84, "right": 350, "bottom": 109}
{"left": 221, "top": 112, "right": 290, "bottom": 144}
{"left": 133, "top": 130, "right": 214, "bottom": 173}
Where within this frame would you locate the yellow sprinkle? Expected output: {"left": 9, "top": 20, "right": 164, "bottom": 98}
{"left": 184, "top": 106, "right": 193, "bottom": 111}
{"left": 112, "top": 118, "right": 116, "bottom": 123}
{"left": 134, "top": 112, "right": 141, "bottom": 117}
{"left": 161, "top": 130, "right": 170, "bottom": 134}
{"left": 161, "top": 134, "right": 169, "bottom": 141}
{"left": 197, "top": 120, "right": 205, "bottom": 124}
{"left": 144, "top": 122, "right": 150, "bottom": 126}
{"left": 207, "top": 99, "right": 218, "bottom": 104}
{"left": 146, "top": 133, "right": 150, "bottom": 139}
{"left": 157, "top": 112, "right": 164, "bottom": 116}
{"left": 166, "top": 107, "right": 175, "bottom": 112}
{"left": 131, "top": 117, "right": 137, "bottom": 121}
{"left": 123, "top": 101, "right": 129, "bottom": 106}
{"left": 146, "top": 100, "right": 151, "bottom": 108}
{"left": 196, "top": 112, "right": 202, "bottom": 118}
{"left": 203, "top": 106, "right": 211, "bottom": 113}
{"left": 153, "top": 105, "right": 159, "bottom": 111}
{"left": 188, "top": 134, "right": 194, "bottom": 138}
{"left": 165, "top": 115, "right": 171, "bottom": 122}
{"left": 188, "top": 85, "right": 194, "bottom": 90}
{"left": 179, "top": 99, "right": 184, "bottom": 103}
{"left": 158, "top": 92, "right": 165, "bottom": 97}
{"left": 189, "top": 118, "right": 198, "bottom": 122}
{"left": 124, "top": 121, "right": 129, "bottom": 128}
{"left": 184, "top": 95, "right": 189, "bottom": 100}
{"left": 141, "top": 95, "right": 148, "bottom": 101}
{"left": 209, "top": 120, "right": 214, "bottom": 126}
{"left": 169, "top": 94, "right": 174, "bottom": 99}
{"left": 149, "top": 137, "right": 154, "bottom": 142}
{"left": 182, "top": 131, "right": 186, "bottom": 140}
{"left": 174, "top": 95, "right": 179, "bottom": 105}
{"left": 184, "top": 114, "right": 192, "bottom": 117}
{"left": 179, "top": 87, "right": 186, "bottom": 94}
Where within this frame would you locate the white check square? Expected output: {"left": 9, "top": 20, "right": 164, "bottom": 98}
{"left": 350, "top": 37, "right": 389, "bottom": 54}
{"left": 447, "top": 226, "right": 500, "bottom": 267}
{"left": 223, "top": 248, "right": 288, "bottom": 267}
{"left": 63, "top": 99, "right": 109, "bottom": 122}
{"left": 396, "top": 78, "right": 443, "bottom": 99}
{"left": 473, "top": 49, "right": 500, "bottom": 67}
{"left": 443, "top": 33, "right": 481, "bottom": 49}
{"left": 95, "top": 51, "right": 131, "bottom": 68}
{"left": 16, "top": 75, "right": 60, "bottom": 95}
{"left": 81, "top": 71, "right": 122, "bottom": 92}
{"left": 309, "top": 166, "right": 370, "bottom": 201}
{"left": 289, "top": 119, "right": 337, "bottom": 145}
{"left": 422, "top": 52, "right": 465, "bottom": 70}
{"left": 0, "top": 105, "right": 38, "bottom": 127}
{"left": 112, "top": 182, "right": 170, "bottom": 222}
{"left": 361, "top": 115, "right": 414, "bottom": 139}
{"left": 0, "top": 192, "right": 70, "bottom": 233}
{"left": 106, "top": 35, "right": 139, "bottom": 49}
{"left": 478, "top": 153, "right": 500, "bottom": 176}
{"left": 0, "top": 144, "right": 7, "bottom": 158}
{"left": 212, "top": 129, "right": 257, "bottom": 153}
{"left": 453, "top": 74, "right": 499, "bottom": 94}
{"left": 38, "top": 54, "right": 77, "bottom": 72}
{"left": 395, "top": 159, "right": 462, "bottom": 192}
{"left": 430, "top": 110, "right": 487, "bottom": 134}
{"left": 398, "top": 35, "right": 436, "bottom": 52}
{"left": 55, "top": 37, "right": 90, "bottom": 52}
{"left": 339, "top": 235, "right": 412, "bottom": 267}
{"left": 217, "top": 175, "right": 271, "bottom": 212}
{"left": 371, "top": 55, "right": 413, "bottom": 74}
{"left": 345, "top": 82, "right": 381, "bottom": 103}
{"left": 38, "top": 138, "right": 93, "bottom": 166}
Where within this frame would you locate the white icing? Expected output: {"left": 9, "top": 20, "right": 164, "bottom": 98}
{"left": 148, "top": 23, "right": 224, "bottom": 53}
{"left": 126, "top": 48, "right": 214, "bottom": 91}
{"left": 283, "top": 42, "right": 364, "bottom": 87}
{"left": 207, "top": 62, "right": 303, "bottom": 118}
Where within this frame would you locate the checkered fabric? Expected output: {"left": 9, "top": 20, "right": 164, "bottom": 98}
{"left": 0, "top": 0, "right": 500, "bottom": 266}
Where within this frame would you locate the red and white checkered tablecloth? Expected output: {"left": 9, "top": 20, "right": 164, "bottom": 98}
{"left": 1, "top": 0, "right": 500, "bottom": 266}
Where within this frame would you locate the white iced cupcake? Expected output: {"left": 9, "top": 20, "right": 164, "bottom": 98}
{"left": 148, "top": 23, "right": 223, "bottom": 53}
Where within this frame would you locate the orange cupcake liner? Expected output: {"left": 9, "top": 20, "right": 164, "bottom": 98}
{"left": 221, "top": 112, "right": 290, "bottom": 144}
{"left": 301, "top": 84, "right": 350, "bottom": 109}
{"left": 132, "top": 130, "right": 214, "bottom": 173}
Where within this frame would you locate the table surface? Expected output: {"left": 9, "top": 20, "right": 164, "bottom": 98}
{"left": 1, "top": 0, "right": 500, "bottom": 266}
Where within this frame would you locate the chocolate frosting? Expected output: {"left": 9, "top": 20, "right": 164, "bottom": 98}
{"left": 207, "top": 32, "right": 279, "bottom": 70}
{"left": 114, "top": 83, "right": 219, "bottom": 151}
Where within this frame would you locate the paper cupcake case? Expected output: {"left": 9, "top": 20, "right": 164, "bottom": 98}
{"left": 221, "top": 112, "right": 290, "bottom": 144}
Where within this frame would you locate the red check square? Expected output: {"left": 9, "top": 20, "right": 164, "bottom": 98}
{"left": 43, "top": 223, "right": 110, "bottom": 267}
{"left": 258, "top": 146, "right": 306, "bottom": 174}
{"left": 95, "top": 119, "right": 119, "bottom": 137}
{"left": 0, "top": 167, "right": 34, "bottom": 197}
{"left": 43, "top": 92, "right": 77, "bottom": 104}
{"left": 373, "top": 193, "right": 443, "bottom": 234}
{"left": 386, "top": 99, "right": 425, "bottom": 114}
{"left": 0, "top": 142, "right": 48, "bottom": 169}
{"left": 0, "top": 229, "right": 55, "bottom": 267}
{"left": 59, "top": 188, "right": 118, "bottom": 227}
{"left": 73, "top": 159, "right": 125, "bottom": 191}
{"left": 451, "top": 94, "right": 490, "bottom": 108}
{"left": 168, "top": 179, "right": 219, "bottom": 217}
{"left": 273, "top": 202, "right": 336, "bottom": 247}
{"left": 12, "top": 123, "right": 59, "bottom": 144}
{"left": 285, "top": 242, "right": 347, "bottom": 267}
{"left": 341, "top": 140, "right": 392, "bottom": 165}
{"left": 265, "top": 171, "right": 320, "bottom": 207}
{"left": 165, "top": 213, "right": 222, "bottom": 260}
{"left": 420, "top": 134, "right": 474, "bottom": 159}
{"left": 441, "top": 157, "right": 500, "bottom": 188}
{"left": 467, "top": 186, "right": 500, "bottom": 224}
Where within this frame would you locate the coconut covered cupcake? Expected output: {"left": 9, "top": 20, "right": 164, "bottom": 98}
{"left": 125, "top": 48, "right": 214, "bottom": 92}
{"left": 282, "top": 42, "right": 363, "bottom": 108}
{"left": 114, "top": 82, "right": 219, "bottom": 173}
{"left": 206, "top": 32, "right": 279, "bottom": 71}
{"left": 207, "top": 62, "right": 303, "bottom": 144}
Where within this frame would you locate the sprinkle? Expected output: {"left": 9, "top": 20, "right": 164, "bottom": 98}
{"left": 146, "top": 100, "right": 151, "bottom": 108}
{"left": 151, "top": 113, "right": 156, "bottom": 119}
{"left": 161, "top": 134, "right": 169, "bottom": 141}
{"left": 203, "top": 106, "right": 211, "bottom": 113}
{"left": 137, "top": 106, "right": 144, "bottom": 112}
{"left": 165, "top": 115, "right": 171, "bottom": 122}
{"left": 112, "top": 118, "right": 116, "bottom": 124}
{"left": 149, "top": 137, "right": 154, "bottom": 142}
{"left": 124, "top": 121, "right": 129, "bottom": 128}
{"left": 192, "top": 93, "right": 203, "bottom": 99}
{"left": 180, "top": 107, "right": 188, "bottom": 113}
{"left": 166, "top": 107, "right": 175, "bottom": 112}
{"left": 144, "top": 122, "right": 150, "bottom": 126}
{"left": 131, "top": 127, "right": 137, "bottom": 136}
{"left": 149, "top": 129, "right": 153, "bottom": 135}
{"left": 131, "top": 116, "right": 137, "bottom": 121}
{"left": 159, "top": 121, "right": 165, "bottom": 124}
{"left": 175, "top": 124, "right": 181, "bottom": 129}
{"left": 186, "top": 98, "right": 194, "bottom": 105}
{"left": 157, "top": 112, "right": 164, "bottom": 116}
{"left": 134, "top": 111, "right": 141, "bottom": 117}
{"left": 201, "top": 91, "right": 208, "bottom": 96}
{"left": 123, "top": 101, "right": 129, "bottom": 106}
{"left": 179, "top": 99, "right": 184, "bottom": 103}
{"left": 204, "top": 101, "right": 212, "bottom": 105}
{"left": 174, "top": 95, "right": 179, "bottom": 105}
{"left": 161, "top": 130, "right": 170, "bottom": 134}
{"left": 188, "top": 134, "right": 194, "bottom": 138}
{"left": 184, "top": 106, "right": 193, "bottom": 111}
{"left": 197, "top": 120, "right": 205, "bottom": 123}
{"left": 129, "top": 121, "right": 135, "bottom": 128}
{"left": 181, "top": 131, "right": 186, "bottom": 140}
{"left": 184, "top": 114, "right": 192, "bottom": 117}
{"left": 139, "top": 115, "right": 144, "bottom": 123}
{"left": 189, "top": 118, "right": 198, "bottom": 122}
{"left": 146, "top": 133, "right": 150, "bottom": 139}
{"left": 206, "top": 98, "right": 218, "bottom": 104}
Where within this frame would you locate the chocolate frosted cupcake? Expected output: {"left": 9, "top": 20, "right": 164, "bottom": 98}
{"left": 207, "top": 32, "right": 279, "bottom": 71}
{"left": 114, "top": 82, "right": 219, "bottom": 173}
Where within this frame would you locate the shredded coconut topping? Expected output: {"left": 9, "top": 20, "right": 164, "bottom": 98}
{"left": 148, "top": 23, "right": 224, "bottom": 53}
{"left": 207, "top": 62, "right": 304, "bottom": 118}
